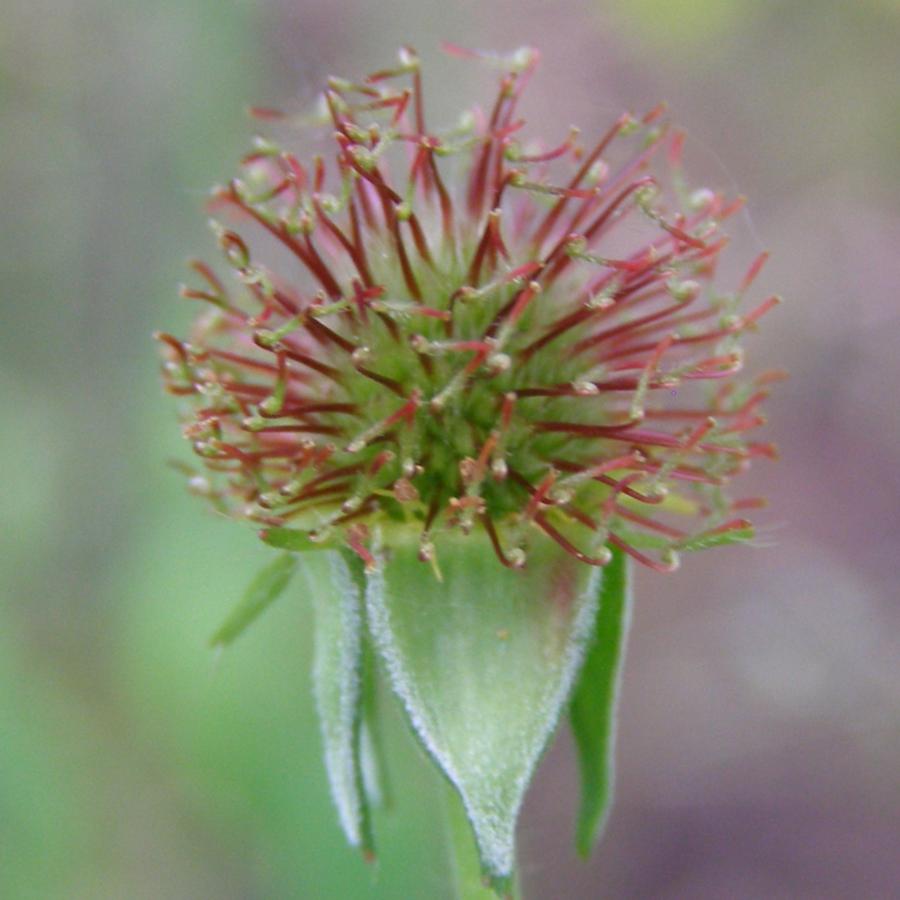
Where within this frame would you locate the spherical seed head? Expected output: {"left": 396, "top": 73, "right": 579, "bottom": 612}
{"left": 158, "top": 46, "right": 781, "bottom": 573}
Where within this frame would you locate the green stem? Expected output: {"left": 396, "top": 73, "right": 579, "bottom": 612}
{"left": 443, "top": 781, "right": 520, "bottom": 900}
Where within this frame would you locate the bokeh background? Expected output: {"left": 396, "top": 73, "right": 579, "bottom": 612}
{"left": 2, "top": 0, "right": 899, "bottom": 897}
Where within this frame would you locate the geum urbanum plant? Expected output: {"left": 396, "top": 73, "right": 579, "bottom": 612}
{"left": 158, "top": 44, "right": 780, "bottom": 897}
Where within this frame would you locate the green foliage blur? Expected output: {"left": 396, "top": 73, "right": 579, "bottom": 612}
{"left": 2, "top": 0, "right": 898, "bottom": 897}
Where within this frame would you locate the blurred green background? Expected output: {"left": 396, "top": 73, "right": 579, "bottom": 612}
{"left": 2, "top": 0, "right": 898, "bottom": 897}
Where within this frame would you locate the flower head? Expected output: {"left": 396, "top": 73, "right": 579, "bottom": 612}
{"left": 159, "top": 45, "right": 779, "bottom": 575}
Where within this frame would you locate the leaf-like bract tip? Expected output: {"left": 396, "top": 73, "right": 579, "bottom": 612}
{"left": 209, "top": 552, "right": 297, "bottom": 647}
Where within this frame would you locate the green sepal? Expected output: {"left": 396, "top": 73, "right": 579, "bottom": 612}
{"left": 304, "top": 550, "right": 375, "bottom": 857}
{"left": 209, "top": 552, "right": 297, "bottom": 647}
{"left": 569, "top": 545, "right": 632, "bottom": 857}
{"left": 365, "top": 530, "right": 601, "bottom": 885}
{"left": 358, "top": 638, "right": 390, "bottom": 810}
{"left": 443, "top": 781, "right": 513, "bottom": 899}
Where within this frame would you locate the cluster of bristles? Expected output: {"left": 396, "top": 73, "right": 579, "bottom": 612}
{"left": 158, "top": 45, "right": 781, "bottom": 574}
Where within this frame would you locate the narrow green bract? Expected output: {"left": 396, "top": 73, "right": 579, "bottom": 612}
{"left": 209, "top": 552, "right": 297, "bottom": 647}
{"left": 569, "top": 545, "right": 632, "bottom": 857}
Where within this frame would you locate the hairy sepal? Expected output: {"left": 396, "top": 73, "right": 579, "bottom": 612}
{"left": 303, "top": 550, "right": 374, "bottom": 857}
{"left": 365, "top": 530, "right": 601, "bottom": 885}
